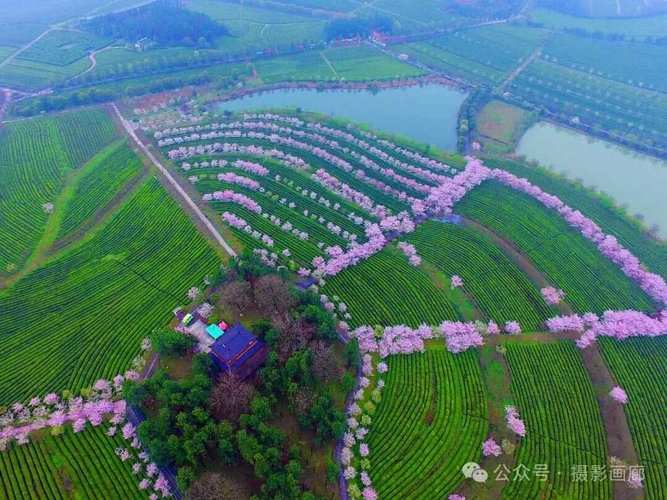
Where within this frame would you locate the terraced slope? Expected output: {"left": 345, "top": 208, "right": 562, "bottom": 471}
{"left": 599, "top": 337, "right": 667, "bottom": 498}
{"left": 0, "top": 427, "right": 144, "bottom": 500}
{"left": 0, "top": 178, "right": 220, "bottom": 404}
{"left": 503, "top": 341, "right": 611, "bottom": 499}
{"left": 0, "top": 108, "right": 117, "bottom": 276}
{"left": 368, "top": 343, "right": 487, "bottom": 499}
{"left": 458, "top": 181, "right": 656, "bottom": 314}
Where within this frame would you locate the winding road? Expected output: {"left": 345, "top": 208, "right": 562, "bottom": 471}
{"left": 111, "top": 103, "right": 237, "bottom": 258}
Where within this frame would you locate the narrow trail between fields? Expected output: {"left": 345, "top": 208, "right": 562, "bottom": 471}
{"left": 495, "top": 46, "right": 542, "bottom": 95}
{"left": 111, "top": 103, "right": 237, "bottom": 258}
{"left": 0, "top": 28, "right": 55, "bottom": 69}
{"left": 70, "top": 45, "right": 123, "bottom": 81}
{"left": 460, "top": 215, "right": 643, "bottom": 499}
{"left": 320, "top": 51, "right": 340, "bottom": 79}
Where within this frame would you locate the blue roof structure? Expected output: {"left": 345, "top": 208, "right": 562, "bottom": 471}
{"left": 209, "top": 323, "right": 267, "bottom": 378}
{"left": 295, "top": 277, "right": 317, "bottom": 290}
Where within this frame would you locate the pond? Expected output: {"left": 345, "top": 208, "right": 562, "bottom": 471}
{"left": 216, "top": 84, "right": 468, "bottom": 151}
{"left": 517, "top": 121, "right": 667, "bottom": 239}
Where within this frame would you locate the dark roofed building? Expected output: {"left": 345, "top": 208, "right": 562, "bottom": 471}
{"left": 210, "top": 323, "right": 267, "bottom": 379}
{"left": 295, "top": 276, "right": 317, "bottom": 291}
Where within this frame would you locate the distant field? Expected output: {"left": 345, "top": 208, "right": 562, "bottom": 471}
{"left": 503, "top": 340, "right": 611, "bottom": 499}
{"left": 189, "top": 0, "right": 323, "bottom": 24}
{"left": 368, "top": 344, "right": 488, "bottom": 498}
{"left": 252, "top": 46, "right": 422, "bottom": 83}
{"left": 543, "top": 33, "right": 667, "bottom": 93}
{"left": 268, "top": 0, "right": 360, "bottom": 13}
{"left": 18, "top": 29, "right": 109, "bottom": 66}
{"left": 530, "top": 7, "right": 667, "bottom": 38}
{"left": 0, "top": 57, "right": 90, "bottom": 90}
{"left": 0, "top": 45, "right": 16, "bottom": 58}
{"left": 599, "top": 337, "right": 667, "bottom": 498}
{"left": 0, "top": 23, "right": 47, "bottom": 47}
{"left": 0, "top": 0, "right": 121, "bottom": 25}
{"left": 395, "top": 24, "right": 549, "bottom": 86}
{"left": 324, "top": 46, "right": 423, "bottom": 80}
{"left": 0, "top": 427, "right": 144, "bottom": 500}
{"left": 458, "top": 181, "right": 656, "bottom": 314}
{"left": 509, "top": 59, "right": 667, "bottom": 154}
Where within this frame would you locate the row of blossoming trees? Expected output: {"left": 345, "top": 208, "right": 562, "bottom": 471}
{"left": 153, "top": 111, "right": 666, "bottom": 498}
{"left": 0, "top": 338, "right": 173, "bottom": 499}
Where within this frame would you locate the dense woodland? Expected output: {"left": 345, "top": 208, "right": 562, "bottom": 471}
{"left": 83, "top": 0, "right": 228, "bottom": 47}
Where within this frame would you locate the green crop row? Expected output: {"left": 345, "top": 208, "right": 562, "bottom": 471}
{"left": 0, "top": 108, "right": 118, "bottom": 276}
{"left": 0, "top": 426, "right": 145, "bottom": 499}
{"left": 457, "top": 181, "right": 656, "bottom": 313}
{"left": 368, "top": 343, "right": 488, "bottom": 499}
{"left": 599, "top": 337, "right": 667, "bottom": 499}
{"left": 483, "top": 158, "right": 667, "bottom": 278}
{"left": 57, "top": 140, "right": 143, "bottom": 240}
{"left": 407, "top": 220, "right": 555, "bottom": 331}
{"left": 0, "top": 178, "right": 220, "bottom": 404}
{"left": 323, "top": 245, "right": 461, "bottom": 327}
{"left": 503, "top": 341, "right": 611, "bottom": 499}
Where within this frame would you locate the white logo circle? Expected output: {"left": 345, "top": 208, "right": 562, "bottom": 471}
{"left": 472, "top": 468, "right": 489, "bottom": 483}
{"left": 461, "top": 462, "right": 480, "bottom": 478}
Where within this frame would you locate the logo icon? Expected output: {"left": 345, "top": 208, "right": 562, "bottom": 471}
{"left": 461, "top": 462, "right": 488, "bottom": 483}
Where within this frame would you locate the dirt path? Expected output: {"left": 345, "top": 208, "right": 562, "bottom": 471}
{"left": 461, "top": 216, "right": 573, "bottom": 313}
{"left": 319, "top": 51, "right": 340, "bottom": 79}
{"left": 495, "top": 46, "right": 542, "bottom": 94}
{"left": 0, "top": 28, "right": 55, "bottom": 69}
{"left": 462, "top": 215, "right": 643, "bottom": 498}
{"left": 70, "top": 45, "right": 123, "bottom": 81}
{"left": 111, "top": 103, "right": 237, "bottom": 258}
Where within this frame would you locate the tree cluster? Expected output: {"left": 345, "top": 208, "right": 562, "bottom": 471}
{"left": 324, "top": 16, "right": 393, "bottom": 41}
{"left": 83, "top": 0, "right": 228, "bottom": 48}
{"left": 126, "top": 257, "right": 353, "bottom": 497}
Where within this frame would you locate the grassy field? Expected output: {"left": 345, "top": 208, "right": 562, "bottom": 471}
{"left": 0, "top": 108, "right": 118, "bottom": 278}
{"left": 599, "top": 337, "right": 667, "bottom": 498}
{"left": 0, "top": 177, "right": 220, "bottom": 404}
{"left": 502, "top": 340, "right": 611, "bottom": 499}
{"left": 458, "top": 181, "right": 656, "bottom": 314}
{"left": 475, "top": 99, "right": 532, "bottom": 152}
{"left": 368, "top": 343, "right": 488, "bottom": 498}
{"left": 0, "top": 426, "right": 145, "bottom": 500}
{"left": 395, "top": 24, "right": 549, "bottom": 86}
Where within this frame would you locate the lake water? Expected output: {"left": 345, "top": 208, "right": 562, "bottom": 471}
{"left": 216, "top": 84, "right": 467, "bottom": 150}
{"left": 517, "top": 121, "right": 667, "bottom": 239}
